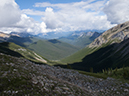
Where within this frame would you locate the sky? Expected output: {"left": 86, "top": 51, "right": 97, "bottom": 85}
{"left": 0, "top": 0, "right": 129, "bottom": 34}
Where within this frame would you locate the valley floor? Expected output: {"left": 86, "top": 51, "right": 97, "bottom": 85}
{"left": 0, "top": 53, "right": 129, "bottom": 96}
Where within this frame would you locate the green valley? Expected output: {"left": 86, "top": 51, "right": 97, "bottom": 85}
{"left": 27, "top": 39, "right": 79, "bottom": 60}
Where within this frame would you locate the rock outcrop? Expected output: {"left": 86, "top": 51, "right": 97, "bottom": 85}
{"left": 89, "top": 21, "right": 129, "bottom": 48}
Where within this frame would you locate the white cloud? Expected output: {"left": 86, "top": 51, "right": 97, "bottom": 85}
{"left": 0, "top": 14, "right": 41, "bottom": 34}
{"left": 22, "top": 9, "right": 45, "bottom": 16}
{"left": 1, "top": 0, "right": 128, "bottom": 35}
{"left": 42, "top": 7, "right": 64, "bottom": 29}
{"left": 103, "top": 0, "right": 129, "bottom": 24}
{"left": 0, "top": 0, "right": 42, "bottom": 34}
{"left": 35, "top": 0, "right": 115, "bottom": 32}
{"left": 0, "top": 0, "right": 21, "bottom": 27}
{"left": 13, "top": 14, "right": 42, "bottom": 34}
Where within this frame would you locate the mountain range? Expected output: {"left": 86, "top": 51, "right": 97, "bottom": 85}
{"left": 37, "top": 30, "right": 103, "bottom": 39}
{"left": 0, "top": 31, "right": 101, "bottom": 60}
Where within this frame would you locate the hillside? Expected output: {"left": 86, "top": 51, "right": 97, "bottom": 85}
{"left": 0, "top": 42, "right": 47, "bottom": 64}
{"left": 61, "top": 47, "right": 94, "bottom": 63}
{"left": 61, "top": 21, "right": 129, "bottom": 72}
{"left": 0, "top": 53, "right": 129, "bottom": 95}
{"left": 27, "top": 39, "right": 79, "bottom": 60}
{"left": 61, "top": 39, "right": 113, "bottom": 63}
{"left": 67, "top": 38, "right": 129, "bottom": 72}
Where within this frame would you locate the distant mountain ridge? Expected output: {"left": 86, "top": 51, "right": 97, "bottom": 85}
{"left": 59, "top": 31, "right": 101, "bottom": 49}
{"left": 0, "top": 32, "right": 10, "bottom": 38}
{"left": 36, "top": 30, "right": 103, "bottom": 39}
{"left": 10, "top": 32, "right": 34, "bottom": 37}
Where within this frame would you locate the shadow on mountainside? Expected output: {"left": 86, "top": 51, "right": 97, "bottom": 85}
{"left": 7, "top": 36, "right": 34, "bottom": 47}
{"left": 0, "top": 42, "right": 23, "bottom": 57}
{"left": 55, "top": 38, "right": 129, "bottom": 73}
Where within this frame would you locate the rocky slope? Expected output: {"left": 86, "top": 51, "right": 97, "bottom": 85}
{"left": 0, "top": 53, "right": 129, "bottom": 96}
{"left": 89, "top": 21, "right": 129, "bottom": 48}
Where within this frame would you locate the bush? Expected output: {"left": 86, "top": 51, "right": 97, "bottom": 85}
{"left": 123, "top": 68, "right": 129, "bottom": 79}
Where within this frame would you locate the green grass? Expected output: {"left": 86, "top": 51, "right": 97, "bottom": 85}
{"left": 77, "top": 70, "right": 108, "bottom": 79}
{"left": 101, "top": 67, "right": 129, "bottom": 83}
{"left": 61, "top": 45, "right": 99, "bottom": 63}
{"left": 103, "top": 67, "right": 129, "bottom": 79}
{"left": 76, "top": 67, "right": 129, "bottom": 83}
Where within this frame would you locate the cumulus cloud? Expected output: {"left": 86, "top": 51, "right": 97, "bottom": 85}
{"left": 42, "top": 7, "right": 64, "bottom": 29}
{"left": 35, "top": 0, "right": 115, "bottom": 32}
{"left": 16, "top": 14, "right": 41, "bottom": 34}
{"left": 0, "top": 0, "right": 21, "bottom": 27}
{"left": 0, "top": 0, "right": 42, "bottom": 34}
{"left": 103, "top": 0, "right": 129, "bottom": 24}
{"left": 0, "top": 14, "right": 41, "bottom": 34}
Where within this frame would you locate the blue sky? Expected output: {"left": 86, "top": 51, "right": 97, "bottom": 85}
{"left": 0, "top": 0, "right": 129, "bottom": 34}
{"left": 15, "top": 0, "right": 105, "bottom": 22}
{"left": 15, "top": 0, "right": 84, "bottom": 8}
{"left": 15, "top": 0, "right": 85, "bottom": 12}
